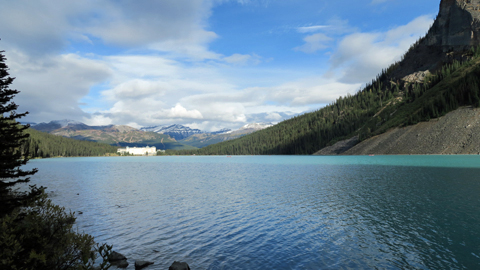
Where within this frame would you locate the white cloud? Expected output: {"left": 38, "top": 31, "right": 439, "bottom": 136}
{"left": 0, "top": 0, "right": 220, "bottom": 59}
{"left": 263, "top": 77, "right": 360, "bottom": 106}
{"left": 1, "top": 0, "right": 437, "bottom": 133}
{"left": 166, "top": 104, "right": 204, "bottom": 119}
{"left": 83, "top": 114, "right": 113, "bottom": 126}
{"left": 294, "top": 33, "right": 333, "bottom": 53}
{"left": 224, "top": 54, "right": 252, "bottom": 64}
{"left": 294, "top": 18, "right": 356, "bottom": 54}
{"left": 265, "top": 112, "right": 283, "bottom": 121}
{"left": 1, "top": 0, "right": 229, "bottom": 127}
{"left": 8, "top": 51, "right": 111, "bottom": 123}
{"left": 106, "top": 79, "right": 167, "bottom": 100}
{"left": 148, "top": 32, "right": 222, "bottom": 60}
{"left": 223, "top": 53, "right": 262, "bottom": 65}
{"left": 84, "top": 0, "right": 220, "bottom": 60}
{"left": 297, "top": 25, "right": 329, "bottom": 33}
{"left": 0, "top": 0, "right": 91, "bottom": 56}
{"left": 329, "top": 15, "right": 433, "bottom": 84}
{"left": 182, "top": 93, "right": 250, "bottom": 122}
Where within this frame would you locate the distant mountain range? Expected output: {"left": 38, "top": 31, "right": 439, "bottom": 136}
{"left": 140, "top": 124, "right": 231, "bottom": 140}
{"left": 30, "top": 120, "right": 273, "bottom": 149}
{"left": 31, "top": 119, "right": 84, "bottom": 133}
{"left": 30, "top": 120, "right": 193, "bottom": 150}
{"left": 179, "top": 123, "right": 273, "bottom": 148}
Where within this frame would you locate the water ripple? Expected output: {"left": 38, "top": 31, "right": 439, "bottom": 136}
{"left": 25, "top": 156, "right": 480, "bottom": 269}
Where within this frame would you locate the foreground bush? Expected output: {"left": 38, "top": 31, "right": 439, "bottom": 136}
{"left": 0, "top": 192, "right": 111, "bottom": 270}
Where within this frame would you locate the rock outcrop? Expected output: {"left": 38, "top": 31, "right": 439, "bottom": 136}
{"left": 393, "top": 0, "right": 480, "bottom": 79}
{"left": 169, "top": 261, "right": 191, "bottom": 270}
{"left": 427, "top": 0, "right": 480, "bottom": 49}
{"left": 134, "top": 260, "right": 154, "bottom": 270}
{"left": 108, "top": 251, "right": 128, "bottom": 268}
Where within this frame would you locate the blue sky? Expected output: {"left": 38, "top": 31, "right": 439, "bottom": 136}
{"left": 1, "top": 0, "right": 439, "bottom": 131}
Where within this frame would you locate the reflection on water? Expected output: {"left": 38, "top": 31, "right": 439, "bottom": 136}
{"left": 25, "top": 156, "right": 480, "bottom": 269}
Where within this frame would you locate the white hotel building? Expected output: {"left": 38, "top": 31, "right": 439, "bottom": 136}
{"left": 117, "top": 146, "right": 157, "bottom": 156}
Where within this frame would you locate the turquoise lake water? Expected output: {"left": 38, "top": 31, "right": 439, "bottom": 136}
{"left": 25, "top": 155, "right": 480, "bottom": 269}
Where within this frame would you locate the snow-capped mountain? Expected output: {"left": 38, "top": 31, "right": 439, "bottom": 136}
{"left": 141, "top": 123, "right": 271, "bottom": 141}
{"left": 141, "top": 124, "right": 233, "bottom": 140}
{"left": 140, "top": 124, "right": 205, "bottom": 140}
{"left": 210, "top": 128, "right": 232, "bottom": 135}
{"left": 178, "top": 122, "right": 274, "bottom": 148}
{"left": 28, "top": 118, "right": 277, "bottom": 150}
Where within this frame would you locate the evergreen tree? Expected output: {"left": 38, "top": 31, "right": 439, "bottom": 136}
{"left": 0, "top": 49, "right": 112, "bottom": 270}
{"left": 0, "top": 50, "right": 41, "bottom": 217}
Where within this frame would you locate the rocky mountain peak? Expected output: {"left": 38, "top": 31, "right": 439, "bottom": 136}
{"left": 426, "top": 0, "right": 480, "bottom": 50}
{"left": 393, "top": 0, "right": 480, "bottom": 79}
{"left": 140, "top": 124, "right": 204, "bottom": 141}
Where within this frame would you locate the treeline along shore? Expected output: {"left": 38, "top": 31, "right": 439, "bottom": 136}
{"left": 23, "top": 128, "right": 119, "bottom": 158}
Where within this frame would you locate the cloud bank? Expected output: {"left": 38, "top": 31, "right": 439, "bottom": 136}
{"left": 1, "top": 0, "right": 434, "bottom": 131}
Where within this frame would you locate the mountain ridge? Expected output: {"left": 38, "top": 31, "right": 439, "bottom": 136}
{"left": 30, "top": 120, "right": 273, "bottom": 149}
{"left": 393, "top": 0, "right": 480, "bottom": 79}
{"left": 30, "top": 120, "right": 195, "bottom": 151}
{"left": 140, "top": 124, "right": 231, "bottom": 141}
{"left": 179, "top": 122, "right": 274, "bottom": 148}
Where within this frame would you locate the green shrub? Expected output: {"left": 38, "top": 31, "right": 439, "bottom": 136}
{"left": 0, "top": 192, "right": 111, "bottom": 270}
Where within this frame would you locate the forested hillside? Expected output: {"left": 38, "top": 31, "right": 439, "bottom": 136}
{"left": 178, "top": 47, "right": 480, "bottom": 155}
{"left": 23, "top": 128, "right": 118, "bottom": 158}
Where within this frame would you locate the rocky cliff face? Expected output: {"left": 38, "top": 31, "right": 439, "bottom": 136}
{"left": 427, "top": 0, "right": 480, "bottom": 49}
{"left": 394, "top": 0, "right": 480, "bottom": 79}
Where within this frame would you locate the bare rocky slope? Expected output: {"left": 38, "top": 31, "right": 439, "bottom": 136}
{"left": 315, "top": 107, "right": 480, "bottom": 155}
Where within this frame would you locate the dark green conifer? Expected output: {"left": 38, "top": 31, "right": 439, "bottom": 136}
{"left": 0, "top": 50, "right": 41, "bottom": 217}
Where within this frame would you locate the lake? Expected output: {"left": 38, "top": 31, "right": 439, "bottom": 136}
{"left": 25, "top": 155, "right": 480, "bottom": 269}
